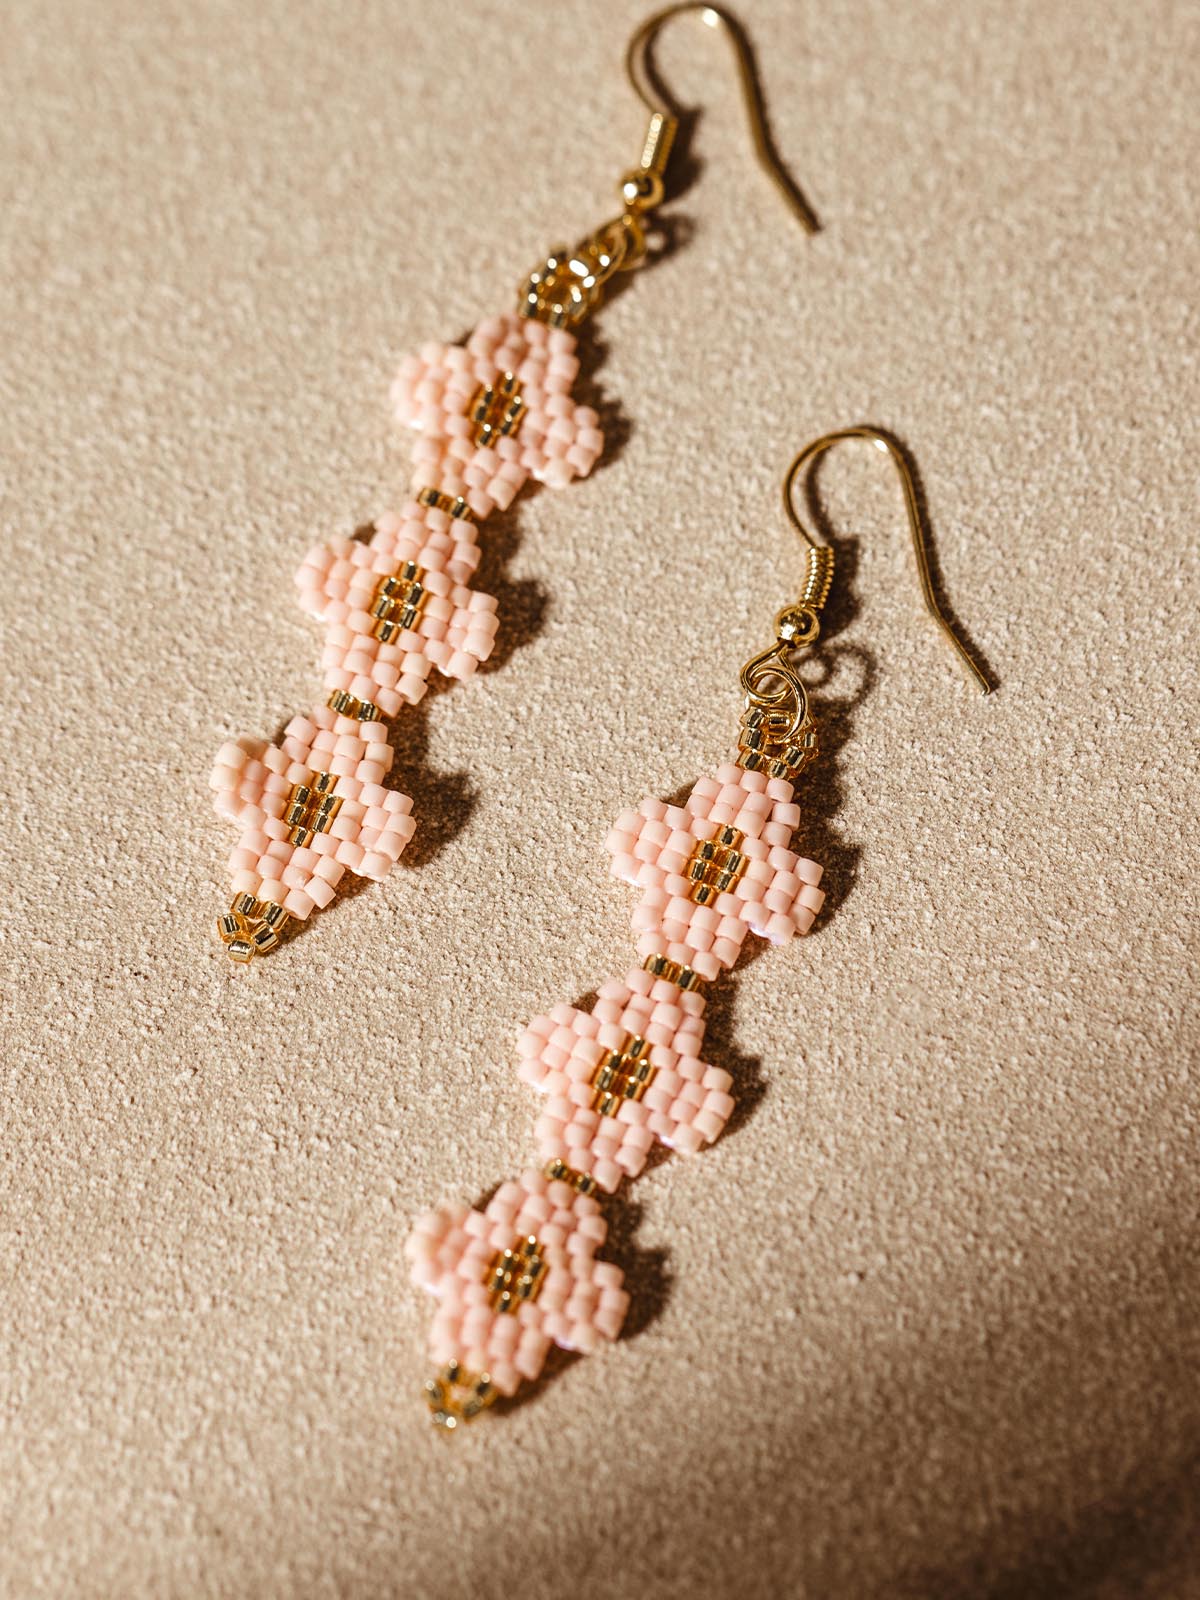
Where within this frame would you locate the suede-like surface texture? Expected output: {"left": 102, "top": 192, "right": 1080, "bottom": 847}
{"left": 3, "top": 1, "right": 1198, "bottom": 1595}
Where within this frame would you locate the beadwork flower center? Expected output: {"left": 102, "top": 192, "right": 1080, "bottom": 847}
{"left": 591, "top": 1033, "right": 656, "bottom": 1116}
{"left": 284, "top": 770, "right": 342, "bottom": 848}
{"left": 685, "top": 826, "right": 748, "bottom": 905}
{"left": 368, "top": 561, "right": 427, "bottom": 643}
{"left": 468, "top": 373, "right": 526, "bottom": 448}
{"left": 485, "top": 1236, "right": 546, "bottom": 1313}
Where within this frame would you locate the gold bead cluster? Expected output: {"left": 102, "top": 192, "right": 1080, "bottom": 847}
{"left": 485, "top": 1236, "right": 547, "bottom": 1315}
{"left": 283, "top": 770, "right": 342, "bottom": 848}
{"left": 368, "top": 562, "right": 428, "bottom": 644}
{"left": 216, "top": 893, "right": 290, "bottom": 962}
{"left": 684, "top": 826, "right": 748, "bottom": 906}
{"left": 468, "top": 374, "right": 525, "bottom": 448}
{"left": 326, "top": 688, "right": 383, "bottom": 722}
{"left": 736, "top": 706, "right": 819, "bottom": 782}
{"left": 641, "top": 951, "right": 705, "bottom": 993}
{"left": 423, "top": 1361, "right": 496, "bottom": 1431}
{"left": 416, "top": 486, "right": 475, "bottom": 521}
{"left": 590, "top": 1033, "right": 656, "bottom": 1117}
{"left": 543, "top": 1157, "right": 599, "bottom": 1196}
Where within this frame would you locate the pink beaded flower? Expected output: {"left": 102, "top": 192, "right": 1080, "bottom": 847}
{"left": 295, "top": 497, "right": 499, "bottom": 715}
{"left": 213, "top": 305, "right": 605, "bottom": 961}
{"left": 211, "top": 705, "right": 415, "bottom": 942}
{"left": 517, "top": 964, "right": 731, "bottom": 1192}
{"left": 607, "top": 761, "right": 826, "bottom": 982}
{"left": 405, "top": 1169, "right": 629, "bottom": 1401}
{"left": 391, "top": 312, "right": 604, "bottom": 517}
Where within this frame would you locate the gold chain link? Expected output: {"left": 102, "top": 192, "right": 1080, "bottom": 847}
{"left": 518, "top": 209, "right": 649, "bottom": 329}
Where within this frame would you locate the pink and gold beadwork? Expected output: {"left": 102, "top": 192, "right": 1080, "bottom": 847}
{"left": 407, "top": 1169, "right": 629, "bottom": 1415}
{"left": 404, "top": 412, "right": 994, "bottom": 1423}
{"left": 406, "top": 747, "right": 825, "bottom": 1413}
{"left": 206, "top": 0, "right": 814, "bottom": 961}
{"left": 211, "top": 308, "right": 605, "bottom": 960}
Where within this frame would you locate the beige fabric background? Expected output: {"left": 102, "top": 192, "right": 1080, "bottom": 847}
{"left": 3, "top": 0, "right": 1198, "bottom": 1595}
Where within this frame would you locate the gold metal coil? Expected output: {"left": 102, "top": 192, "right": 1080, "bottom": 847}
{"left": 799, "top": 544, "right": 835, "bottom": 612}
{"left": 639, "top": 109, "right": 676, "bottom": 176}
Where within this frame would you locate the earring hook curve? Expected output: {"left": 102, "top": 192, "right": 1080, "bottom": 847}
{"left": 783, "top": 426, "right": 993, "bottom": 694}
{"left": 624, "top": 4, "right": 818, "bottom": 233}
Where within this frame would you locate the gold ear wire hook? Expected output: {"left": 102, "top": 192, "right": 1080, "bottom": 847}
{"left": 782, "top": 426, "right": 992, "bottom": 694}
{"left": 624, "top": 4, "right": 818, "bottom": 232}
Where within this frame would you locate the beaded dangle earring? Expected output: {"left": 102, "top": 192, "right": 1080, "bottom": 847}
{"left": 405, "top": 426, "right": 990, "bottom": 1426}
{"left": 209, "top": 4, "right": 815, "bottom": 963}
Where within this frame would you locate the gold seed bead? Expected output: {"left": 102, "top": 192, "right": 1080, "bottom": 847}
{"left": 467, "top": 374, "right": 526, "bottom": 448}
{"left": 416, "top": 486, "right": 475, "bottom": 521}
{"left": 284, "top": 774, "right": 343, "bottom": 847}
{"left": 326, "top": 689, "right": 383, "bottom": 722}
{"left": 485, "top": 1235, "right": 546, "bottom": 1314}
{"left": 736, "top": 708, "right": 819, "bottom": 782}
{"left": 543, "top": 1157, "right": 598, "bottom": 1196}
{"left": 590, "top": 1035, "right": 656, "bottom": 1116}
{"left": 423, "top": 1363, "right": 497, "bottom": 1430}
{"left": 368, "top": 563, "right": 428, "bottom": 642}
{"left": 219, "top": 897, "right": 290, "bottom": 962}
{"left": 641, "top": 953, "right": 705, "bottom": 993}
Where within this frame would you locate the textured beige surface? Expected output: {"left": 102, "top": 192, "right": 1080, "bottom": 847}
{"left": 3, "top": 0, "right": 1199, "bottom": 1595}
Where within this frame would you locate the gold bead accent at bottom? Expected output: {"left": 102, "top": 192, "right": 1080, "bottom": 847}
{"left": 423, "top": 1360, "right": 496, "bottom": 1430}
{"left": 642, "top": 953, "right": 705, "bottom": 993}
{"left": 216, "top": 894, "right": 290, "bottom": 961}
{"left": 327, "top": 688, "right": 383, "bottom": 722}
{"left": 544, "top": 1157, "right": 599, "bottom": 1196}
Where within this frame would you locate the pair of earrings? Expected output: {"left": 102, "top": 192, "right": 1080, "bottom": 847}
{"left": 208, "top": 6, "right": 990, "bottom": 1425}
